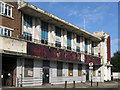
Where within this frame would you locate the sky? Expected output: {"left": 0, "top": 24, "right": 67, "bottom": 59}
{"left": 27, "top": 1, "right": 118, "bottom": 57}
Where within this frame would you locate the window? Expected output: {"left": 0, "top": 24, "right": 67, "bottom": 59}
{"left": 68, "top": 63, "right": 73, "bottom": 76}
{"left": 0, "top": 26, "right": 12, "bottom": 37}
{"left": 85, "top": 38, "right": 88, "bottom": 53}
{"left": 78, "top": 64, "right": 82, "bottom": 76}
{"left": 24, "top": 59, "right": 34, "bottom": 77}
{"left": 98, "top": 71, "right": 101, "bottom": 77}
{"left": 41, "top": 21, "right": 48, "bottom": 44}
{"left": 23, "top": 32, "right": 32, "bottom": 41}
{"left": 24, "top": 14, "right": 32, "bottom": 27}
{"left": 76, "top": 47, "right": 80, "bottom": 52}
{"left": 67, "top": 31, "right": 71, "bottom": 50}
{"left": 0, "top": 2, "right": 12, "bottom": 17}
{"left": 76, "top": 35, "right": 80, "bottom": 52}
{"left": 57, "top": 62, "right": 63, "bottom": 76}
{"left": 55, "top": 27, "right": 61, "bottom": 47}
{"left": 91, "top": 41, "right": 94, "bottom": 55}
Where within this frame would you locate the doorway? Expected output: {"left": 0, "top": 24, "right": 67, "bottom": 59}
{"left": 42, "top": 60, "right": 49, "bottom": 84}
{"left": 43, "top": 68, "right": 49, "bottom": 84}
{"left": 86, "top": 69, "right": 89, "bottom": 81}
{"left": 2, "top": 55, "right": 17, "bottom": 87}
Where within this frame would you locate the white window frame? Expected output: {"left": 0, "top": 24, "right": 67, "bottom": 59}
{"left": 0, "top": 26, "right": 13, "bottom": 37}
{"left": 0, "top": 1, "right": 13, "bottom": 18}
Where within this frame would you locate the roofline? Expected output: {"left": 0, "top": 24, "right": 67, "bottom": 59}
{"left": 18, "top": 2, "right": 101, "bottom": 41}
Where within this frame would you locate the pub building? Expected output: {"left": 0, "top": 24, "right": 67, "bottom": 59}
{"left": 0, "top": 0, "right": 112, "bottom": 87}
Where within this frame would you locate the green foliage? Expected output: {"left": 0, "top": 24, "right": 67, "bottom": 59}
{"left": 111, "top": 51, "right": 120, "bottom": 72}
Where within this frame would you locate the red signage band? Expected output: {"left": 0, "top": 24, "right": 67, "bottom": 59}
{"left": 107, "top": 36, "right": 111, "bottom": 62}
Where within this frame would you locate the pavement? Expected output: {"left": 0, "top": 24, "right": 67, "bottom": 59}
{"left": 1, "top": 81, "right": 120, "bottom": 89}
{"left": 26, "top": 81, "right": 119, "bottom": 88}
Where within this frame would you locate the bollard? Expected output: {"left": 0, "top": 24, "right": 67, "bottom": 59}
{"left": 73, "top": 81, "right": 75, "bottom": 88}
{"left": 65, "top": 81, "right": 67, "bottom": 88}
{"left": 97, "top": 82, "right": 98, "bottom": 86}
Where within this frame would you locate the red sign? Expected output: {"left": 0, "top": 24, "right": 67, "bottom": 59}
{"left": 89, "top": 62, "right": 94, "bottom": 67}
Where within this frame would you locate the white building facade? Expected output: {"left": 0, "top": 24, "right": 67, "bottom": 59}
{"left": 0, "top": 1, "right": 112, "bottom": 87}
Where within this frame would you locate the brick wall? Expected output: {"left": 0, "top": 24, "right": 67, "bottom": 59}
{"left": 1, "top": 2, "right": 22, "bottom": 38}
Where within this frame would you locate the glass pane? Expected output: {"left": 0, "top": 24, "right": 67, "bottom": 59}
{"left": 4, "top": 29, "right": 7, "bottom": 35}
{"left": 57, "top": 69, "right": 62, "bottom": 76}
{"left": 67, "top": 31, "right": 71, "bottom": 47}
{"left": 5, "top": 5, "right": 7, "bottom": 15}
{"left": 1, "top": 28, "right": 3, "bottom": 35}
{"left": 1, "top": 3, "right": 4, "bottom": 14}
{"left": 8, "top": 6, "right": 11, "bottom": 16}
{"left": 8, "top": 30, "right": 11, "bottom": 36}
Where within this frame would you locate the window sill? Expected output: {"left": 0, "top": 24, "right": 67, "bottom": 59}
{"left": 0, "top": 13, "right": 14, "bottom": 20}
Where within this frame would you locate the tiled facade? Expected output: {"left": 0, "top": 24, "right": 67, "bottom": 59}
{"left": 0, "top": 1, "right": 112, "bottom": 87}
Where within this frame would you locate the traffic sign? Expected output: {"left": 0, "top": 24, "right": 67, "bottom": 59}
{"left": 89, "top": 62, "right": 94, "bottom": 67}
{"left": 89, "top": 67, "right": 93, "bottom": 70}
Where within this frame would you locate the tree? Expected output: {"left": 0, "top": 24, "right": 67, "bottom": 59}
{"left": 111, "top": 51, "right": 120, "bottom": 72}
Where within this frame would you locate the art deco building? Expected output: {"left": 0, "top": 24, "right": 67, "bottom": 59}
{"left": 0, "top": 0, "right": 112, "bottom": 87}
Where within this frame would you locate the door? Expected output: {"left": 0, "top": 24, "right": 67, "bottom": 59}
{"left": 43, "top": 68, "right": 49, "bottom": 84}
{"left": 2, "top": 55, "right": 16, "bottom": 87}
{"left": 86, "top": 70, "right": 89, "bottom": 81}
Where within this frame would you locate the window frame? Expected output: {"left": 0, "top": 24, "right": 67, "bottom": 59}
{"left": 55, "top": 26, "right": 61, "bottom": 48}
{"left": 23, "top": 32, "right": 32, "bottom": 41}
{"left": 24, "top": 59, "right": 34, "bottom": 77}
{"left": 41, "top": 21, "right": 48, "bottom": 44}
{"left": 24, "top": 14, "right": 32, "bottom": 28}
{"left": 57, "top": 61, "right": 63, "bottom": 76}
{"left": 67, "top": 31, "right": 71, "bottom": 50}
{"left": 91, "top": 41, "right": 94, "bottom": 55}
{"left": 0, "top": 2, "right": 13, "bottom": 17}
{"left": 76, "top": 35, "right": 80, "bottom": 52}
{"left": 0, "top": 26, "right": 12, "bottom": 37}
{"left": 85, "top": 38, "right": 88, "bottom": 53}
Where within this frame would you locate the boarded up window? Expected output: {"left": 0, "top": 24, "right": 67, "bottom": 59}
{"left": 57, "top": 62, "right": 63, "bottom": 76}
{"left": 78, "top": 64, "right": 82, "bottom": 76}
{"left": 69, "top": 63, "right": 73, "bottom": 76}
{"left": 24, "top": 59, "right": 33, "bottom": 77}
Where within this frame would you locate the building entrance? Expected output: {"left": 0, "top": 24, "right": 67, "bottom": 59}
{"left": 2, "top": 55, "right": 17, "bottom": 87}
{"left": 42, "top": 60, "right": 49, "bottom": 84}
{"left": 43, "top": 68, "right": 49, "bottom": 84}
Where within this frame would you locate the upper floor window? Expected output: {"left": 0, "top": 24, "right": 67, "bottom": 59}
{"left": 76, "top": 35, "right": 80, "bottom": 52}
{"left": 24, "top": 14, "right": 32, "bottom": 28}
{"left": 85, "top": 38, "right": 88, "bottom": 53}
{"left": 0, "top": 26, "right": 12, "bottom": 37}
{"left": 55, "top": 27, "right": 61, "bottom": 47}
{"left": 67, "top": 31, "right": 71, "bottom": 50}
{"left": 91, "top": 41, "right": 94, "bottom": 55}
{"left": 41, "top": 21, "right": 48, "bottom": 44}
{"left": 0, "top": 2, "right": 12, "bottom": 17}
{"left": 23, "top": 32, "right": 32, "bottom": 41}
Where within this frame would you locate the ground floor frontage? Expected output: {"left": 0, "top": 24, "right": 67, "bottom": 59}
{"left": 1, "top": 54, "right": 111, "bottom": 87}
